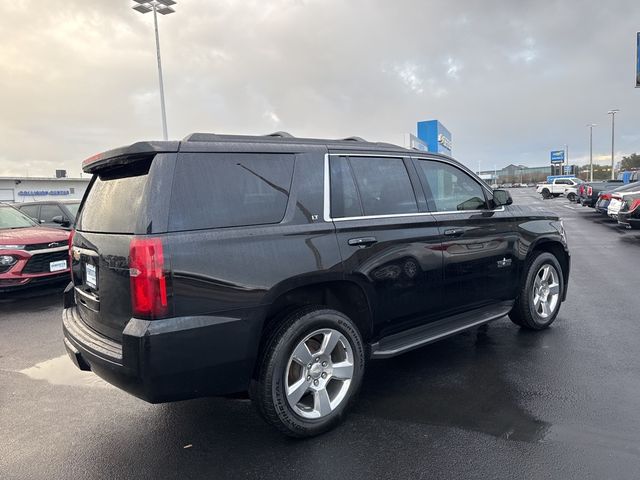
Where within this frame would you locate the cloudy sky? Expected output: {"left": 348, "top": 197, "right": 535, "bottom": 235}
{"left": 1, "top": 0, "right": 639, "bottom": 177}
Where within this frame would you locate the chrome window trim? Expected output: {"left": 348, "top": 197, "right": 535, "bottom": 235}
{"left": 24, "top": 246, "right": 68, "bottom": 255}
{"left": 323, "top": 153, "right": 503, "bottom": 222}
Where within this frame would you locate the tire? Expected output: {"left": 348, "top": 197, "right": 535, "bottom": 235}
{"left": 552, "top": 193, "right": 560, "bottom": 198}
{"left": 567, "top": 193, "right": 576, "bottom": 202}
{"left": 250, "top": 307, "right": 365, "bottom": 438}
{"left": 541, "top": 188, "right": 551, "bottom": 199}
{"left": 509, "top": 252, "right": 564, "bottom": 330}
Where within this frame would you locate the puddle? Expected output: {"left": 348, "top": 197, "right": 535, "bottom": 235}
{"left": 356, "top": 326, "right": 551, "bottom": 443}
{"left": 19, "top": 355, "right": 112, "bottom": 389}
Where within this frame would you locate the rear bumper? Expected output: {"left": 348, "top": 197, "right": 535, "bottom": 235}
{"left": 62, "top": 285, "right": 263, "bottom": 403}
{"left": 618, "top": 211, "right": 640, "bottom": 229}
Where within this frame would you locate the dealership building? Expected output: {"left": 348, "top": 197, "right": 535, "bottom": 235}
{"left": 0, "top": 175, "right": 90, "bottom": 204}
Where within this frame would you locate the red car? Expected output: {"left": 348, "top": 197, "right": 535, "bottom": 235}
{"left": 0, "top": 203, "right": 71, "bottom": 291}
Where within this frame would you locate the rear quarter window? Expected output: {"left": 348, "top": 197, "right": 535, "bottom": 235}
{"left": 168, "top": 153, "right": 295, "bottom": 231}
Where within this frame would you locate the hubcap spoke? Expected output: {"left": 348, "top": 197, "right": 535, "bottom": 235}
{"left": 291, "top": 341, "right": 313, "bottom": 366}
{"left": 541, "top": 265, "right": 551, "bottom": 281}
{"left": 548, "top": 283, "right": 560, "bottom": 295}
{"left": 314, "top": 387, "right": 332, "bottom": 416}
{"left": 286, "top": 377, "right": 310, "bottom": 405}
{"left": 540, "top": 300, "right": 550, "bottom": 316}
{"left": 320, "top": 330, "right": 341, "bottom": 357}
{"left": 332, "top": 360, "right": 354, "bottom": 380}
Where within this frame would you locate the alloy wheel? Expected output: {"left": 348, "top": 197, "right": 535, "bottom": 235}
{"left": 531, "top": 264, "right": 560, "bottom": 319}
{"left": 284, "top": 328, "right": 354, "bottom": 419}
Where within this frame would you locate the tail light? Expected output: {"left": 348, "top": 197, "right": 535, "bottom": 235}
{"left": 129, "top": 237, "right": 169, "bottom": 319}
{"left": 629, "top": 199, "right": 640, "bottom": 213}
{"left": 587, "top": 186, "right": 593, "bottom": 196}
{"left": 601, "top": 193, "right": 612, "bottom": 201}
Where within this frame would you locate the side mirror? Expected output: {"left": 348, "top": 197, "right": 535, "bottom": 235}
{"left": 493, "top": 189, "right": 513, "bottom": 207}
{"left": 52, "top": 215, "right": 70, "bottom": 227}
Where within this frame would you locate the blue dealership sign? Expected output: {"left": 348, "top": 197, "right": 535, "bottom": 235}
{"left": 550, "top": 151, "right": 565, "bottom": 164}
{"left": 417, "top": 120, "right": 452, "bottom": 155}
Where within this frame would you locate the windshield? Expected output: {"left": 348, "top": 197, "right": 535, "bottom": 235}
{"left": 65, "top": 202, "right": 81, "bottom": 218}
{"left": 0, "top": 205, "right": 38, "bottom": 229}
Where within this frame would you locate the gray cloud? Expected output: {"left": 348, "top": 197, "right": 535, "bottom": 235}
{"left": 0, "top": 0, "right": 639, "bottom": 176}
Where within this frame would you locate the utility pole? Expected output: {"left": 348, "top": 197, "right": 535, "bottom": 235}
{"left": 586, "top": 124, "right": 596, "bottom": 182}
{"left": 608, "top": 109, "right": 620, "bottom": 180}
{"left": 132, "top": 1, "right": 176, "bottom": 140}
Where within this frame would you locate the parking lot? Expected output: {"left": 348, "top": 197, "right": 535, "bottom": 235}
{"left": 1, "top": 187, "right": 639, "bottom": 480}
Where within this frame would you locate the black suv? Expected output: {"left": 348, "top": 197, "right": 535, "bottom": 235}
{"left": 63, "top": 133, "right": 570, "bottom": 437}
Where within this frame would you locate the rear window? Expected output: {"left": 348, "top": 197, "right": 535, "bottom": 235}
{"left": 169, "top": 153, "right": 295, "bottom": 231}
{"left": 76, "top": 160, "right": 151, "bottom": 234}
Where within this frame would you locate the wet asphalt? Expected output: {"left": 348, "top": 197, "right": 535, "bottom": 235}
{"left": 1, "top": 188, "right": 640, "bottom": 479}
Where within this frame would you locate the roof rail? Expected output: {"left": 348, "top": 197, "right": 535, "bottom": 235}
{"left": 183, "top": 132, "right": 217, "bottom": 142}
{"left": 339, "top": 136, "right": 367, "bottom": 142}
{"left": 265, "top": 131, "right": 294, "bottom": 138}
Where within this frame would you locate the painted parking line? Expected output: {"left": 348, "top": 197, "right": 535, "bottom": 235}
{"left": 563, "top": 205, "right": 576, "bottom": 210}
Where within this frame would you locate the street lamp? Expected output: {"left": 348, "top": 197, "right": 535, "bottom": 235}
{"left": 132, "top": 0, "right": 176, "bottom": 141}
{"left": 586, "top": 124, "right": 596, "bottom": 182}
{"left": 607, "top": 109, "right": 620, "bottom": 180}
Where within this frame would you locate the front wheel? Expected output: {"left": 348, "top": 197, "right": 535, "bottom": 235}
{"left": 250, "top": 307, "right": 365, "bottom": 437}
{"left": 567, "top": 193, "right": 576, "bottom": 202}
{"left": 509, "top": 252, "right": 564, "bottom": 330}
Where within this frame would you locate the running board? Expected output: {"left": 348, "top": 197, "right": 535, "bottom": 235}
{"left": 370, "top": 301, "right": 514, "bottom": 359}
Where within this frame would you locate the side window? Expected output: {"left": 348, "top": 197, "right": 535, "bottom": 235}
{"left": 40, "top": 204, "right": 64, "bottom": 222}
{"left": 330, "top": 156, "right": 362, "bottom": 218}
{"left": 169, "top": 153, "right": 294, "bottom": 231}
{"left": 19, "top": 205, "right": 40, "bottom": 221}
{"left": 415, "top": 160, "right": 489, "bottom": 212}
{"left": 348, "top": 156, "right": 418, "bottom": 216}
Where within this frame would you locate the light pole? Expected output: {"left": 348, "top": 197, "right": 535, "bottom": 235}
{"left": 586, "top": 124, "right": 596, "bottom": 182}
{"left": 607, "top": 109, "right": 620, "bottom": 180}
{"left": 132, "top": 1, "right": 176, "bottom": 141}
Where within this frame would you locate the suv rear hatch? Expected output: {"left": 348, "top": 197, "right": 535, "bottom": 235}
{"left": 72, "top": 145, "right": 176, "bottom": 342}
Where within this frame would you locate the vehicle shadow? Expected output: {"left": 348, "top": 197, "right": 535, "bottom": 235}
{"left": 353, "top": 321, "right": 550, "bottom": 442}
{"left": 78, "top": 320, "right": 553, "bottom": 479}
{"left": 0, "top": 282, "right": 66, "bottom": 312}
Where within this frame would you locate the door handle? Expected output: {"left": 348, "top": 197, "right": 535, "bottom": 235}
{"left": 443, "top": 228, "right": 465, "bottom": 237}
{"left": 348, "top": 236, "right": 378, "bottom": 247}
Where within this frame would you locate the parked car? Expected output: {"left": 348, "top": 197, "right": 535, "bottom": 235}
{"left": 617, "top": 193, "right": 640, "bottom": 229}
{"left": 63, "top": 133, "right": 570, "bottom": 438}
{"left": 564, "top": 185, "right": 578, "bottom": 202}
{"left": 595, "top": 181, "right": 640, "bottom": 215}
{"left": 578, "top": 179, "right": 625, "bottom": 207}
{"left": 17, "top": 200, "right": 81, "bottom": 230}
{"left": 0, "top": 203, "right": 71, "bottom": 291}
{"left": 608, "top": 186, "right": 640, "bottom": 219}
{"left": 536, "top": 177, "right": 582, "bottom": 199}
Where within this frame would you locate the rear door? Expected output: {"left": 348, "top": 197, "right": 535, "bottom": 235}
{"left": 412, "top": 157, "right": 519, "bottom": 314}
{"left": 328, "top": 153, "right": 444, "bottom": 338}
{"left": 72, "top": 154, "right": 174, "bottom": 341}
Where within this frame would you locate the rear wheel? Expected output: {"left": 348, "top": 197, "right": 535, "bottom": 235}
{"left": 509, "top": 252, "right": 563, "bottom": 330}
{"left": 541, "top": 188, "right": 551, "bottom": 199}
{"left": 251, "top": 307, "right": 365, "bottom": 437}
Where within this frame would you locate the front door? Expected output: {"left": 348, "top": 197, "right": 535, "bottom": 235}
{"left": 412, "top": 157, "right": 519, "bottom": 314}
